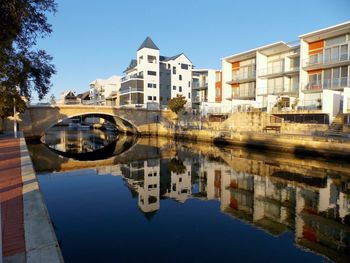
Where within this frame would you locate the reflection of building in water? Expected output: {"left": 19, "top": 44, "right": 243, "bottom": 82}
{"left": 210, "top": 163, "right": 350, "bottom": 262}
{"left": 163, "top": 159, "right": 192, "bottom": 203}
{"left": 121, "top": 159, "right": 160, "bottom": 214}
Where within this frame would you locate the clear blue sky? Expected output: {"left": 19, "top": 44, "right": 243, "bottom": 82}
{"left": 36, "top": 0, "right": 350, "bottom": 101}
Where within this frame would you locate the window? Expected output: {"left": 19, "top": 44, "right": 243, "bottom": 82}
{"left": 148, "top": 71, "right": 156, "bottom": 76}
{"left": 173, "top": 66, "right": 176, "bottom": 74}
{"left": 188, "top": 92, "right": 191, "bottom": 99}
{"left": 148, "top": 96, "right": 152, "bottom": 100}
{"left": 173, "top": 86, "right": 176, "bottom": 90}
{"left": 179, "top": 75, "right": 182, "bottom": 80}
{"left": 167, "top": 64, "right": 171, "bottom": 69}
{"left": 215, "top": 87, "right": 221, "bottom": 97}
{"left": 179, "top": 86, "right": 182, "bottom": 92}
{"left": 148, "top": 83, "right": 157, "bottom": 88}
{"left": 147, "top": 55, "right": 157, "bottom": 63}
{"left": 181, "top": 64, "right": 188, "bottom": 70}
{"left": 188, "top": 81, "right": 191, "bottom": 87}
{"left": 153, "top": 96, "right": 156, "bottom": 100}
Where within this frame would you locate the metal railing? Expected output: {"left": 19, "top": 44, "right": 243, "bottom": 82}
{"left": 302, "top": 77, "right": 349, "bottom": 92}
{"left": 232, "top": 90, "right": 256, "bottom": 99}
{"left": 232, "top": 65, "right": 256, "bottom": 82}
{"left": 303, "top": 51, "right": 349, "bottom": 67}
{"left": 269, "top": 99, "right": 322, "bottom": 112}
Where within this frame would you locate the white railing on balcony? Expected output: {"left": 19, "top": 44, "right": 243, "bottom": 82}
{"left": 302, "top": 77, "right": 349, "bottom": 92}
{"left": 232, "top": 89, "right": 256, "bottom": 99}
{"left": 303, "top": 51, "right": 349, "bottom": 67}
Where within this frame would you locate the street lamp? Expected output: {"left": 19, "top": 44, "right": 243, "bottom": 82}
{"left": 13, "top": 96, "right": 17, "bottom": 138}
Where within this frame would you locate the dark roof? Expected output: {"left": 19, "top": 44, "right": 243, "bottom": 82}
{"left": 137, "top": 37, "right": 159, "bottom": 51}
{"left": 160, "top": 53, "right": 192, "bottom": 63}
{"left": 123, "top": 59, "right": 137, "bottom": 73}
{"left": 77, "top": 91, "right": 90, "bottom": 100}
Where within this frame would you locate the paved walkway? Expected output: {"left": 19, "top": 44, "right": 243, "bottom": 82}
{"left": 0, "top": 136, "right": 26, "bottom": 261}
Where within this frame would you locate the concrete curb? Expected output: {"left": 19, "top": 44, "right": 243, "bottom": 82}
{"left": 19, "top": 134, "right": 64, "bottom": 263}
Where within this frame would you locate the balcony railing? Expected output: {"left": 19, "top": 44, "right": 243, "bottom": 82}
{"left": 192, "top": 82, "right": 208, "bottom": 89}
{"left": 232, "top": 89, "right": 256, "bottom": 100}
{"left": 302, "top": 77, "right": 349, "bottom": 92}
{"left": 121, "top": 74, "right": 144, "bottom": 82}
{"left": 258, "top": 65, "right": 300, "bottom": 77}
{"left": 232, "top": 70, "right": 256, "bottom": 82}
{"left": 119, "top": 87, "right": 144, "bottom": 95}
{"left": 258, "top": 85, "right": 299, "bottom": 95}
{"left": 303, "top": 51, "right": 349, "bottom": 68}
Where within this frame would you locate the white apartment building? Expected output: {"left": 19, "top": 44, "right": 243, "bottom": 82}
{"left": 191, "top": 69, "right": 224, "bottom": 114}
{"left": 299, "top": 21, "right": 350, "bottom": 122}
{"left": 219, "top": 21, "right": 350, "bottom": 125}
{"left": 120, "top": 37, "right": 193, "bottom": 109}
{"left": 89, "top": 75, "right": 121, "bottom": 105}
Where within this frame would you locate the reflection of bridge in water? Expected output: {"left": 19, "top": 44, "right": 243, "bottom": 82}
{"left": 29, "top": 138, "right": 350, "bottom": 262}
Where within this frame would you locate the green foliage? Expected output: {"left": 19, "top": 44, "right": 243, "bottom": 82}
{"left": 0, "top": 0, "right": 57, "bottom": 100}
{"left": 0, "top": 88, "right": 26, "bottom": 119}
{"left": 168, "top": 94, "right": 187, "bottom": 114}
{"left": 168, "top": 158, "right": 186, "bottom": 175}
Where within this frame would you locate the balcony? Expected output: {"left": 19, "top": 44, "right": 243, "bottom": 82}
{"left": 302, "top": 77, "right": 349, "bottom": 93}
{"left": 303, "top": 51, "right": 350, "bottom": 70}
{"left": 192, "top": 82, "right": 208, "bottom": 90}
{"left": 258, "top": 65, "right": 300, "bottom": 78}
{"left": 121, "top": 74, "right": 144, "bottom": 82}
{"left": 227, "top": 65, "right": 256, "bottom": 84}
{"left": 232, "top": 89, "right": 256, "bottom": 100}
{"left": 258, "top": 85, "right": 299, "bottom": 96}
{"left": 119, "top": 87, "right": 144, "bottom": 95}
{"left": 192, "top": 95, "right": 207, "bottom": 103}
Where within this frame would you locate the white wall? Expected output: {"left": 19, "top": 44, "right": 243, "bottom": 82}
{"left": 137, "top": 47, "right": 160, "bottom": 107}
{"left": 343, "top": 87, "right": 350, "bottom": 113}
{"left": 322, "top": 89, "right": 342, "bottom": 122}
{"left": 207, "top": 70, "right": 217, "bottom": 103}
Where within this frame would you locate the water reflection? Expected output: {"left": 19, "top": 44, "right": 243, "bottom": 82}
{"left": 43, "top": 126, "right": 118, "bottom": 153}
{"left": 30, "top": 138, "right": 350, "bottom": 262}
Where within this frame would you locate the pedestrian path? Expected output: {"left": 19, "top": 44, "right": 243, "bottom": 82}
{"left": 0, "top": 136, "right": 26, "bottom": 262}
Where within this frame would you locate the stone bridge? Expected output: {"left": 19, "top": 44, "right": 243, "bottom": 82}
{"left": 20, "top": 105, "right": 176, "bottom": 140}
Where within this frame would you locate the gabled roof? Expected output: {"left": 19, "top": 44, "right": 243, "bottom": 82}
{"left": 123, "top": 59, "right": 137, "bottom": 73}
{"left": 137, "top": 37, "right": 159, "bottom": 51}
{"left": 77, "top": 91, "right": 90, "bottom": 100}
{"left": 160, "top": 53, "right": 192, "bottom": 63}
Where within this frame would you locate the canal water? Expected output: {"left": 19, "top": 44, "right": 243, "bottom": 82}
{"left": 27, "top": 128, "right": 350, "bottom": 263}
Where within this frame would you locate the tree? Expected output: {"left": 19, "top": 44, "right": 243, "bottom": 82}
{"left": 0, "top": 0, "right": 57, "bottom": 100}
{"left": 168, "top": 94, "right": 187, "bottom": 115}
{"left": 168, "top": 158, "right": 186, "bottom": 175}
{"left": 0, "top": 88, "right": 26, "bottom": 132}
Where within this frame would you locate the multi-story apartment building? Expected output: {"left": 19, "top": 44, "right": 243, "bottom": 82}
{"left": 89, "top": 75, "right": 121, "bottom": 105}
{"left": 219, "top": 21, "right": 350, "bottom": 124}
{"left": 299, "top": 21, "right": 350, "bottom": 122}
{"left": 120, "top": 37, "right": 193, "bottom": 109}
{"left": 191, "top": 69, "right": 223, "bottom": 114}
{"left": 222, "top": 42, "right": 300, "bottom": 113}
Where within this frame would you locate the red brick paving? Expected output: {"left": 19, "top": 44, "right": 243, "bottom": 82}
{"left": 0, "top": 137, "right": 26, "bottom": 257}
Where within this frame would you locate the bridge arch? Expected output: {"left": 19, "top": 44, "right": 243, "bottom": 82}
{"left": 43, "top": 112, "right": 139, "bottom": 137}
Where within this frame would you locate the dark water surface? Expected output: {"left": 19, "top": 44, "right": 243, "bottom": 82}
{"left": 28, "top": 129, "right": 350, "bottom": 263}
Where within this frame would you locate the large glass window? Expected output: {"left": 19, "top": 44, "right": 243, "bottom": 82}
{"left": 340, "top": 44, "right": 348, "bottom": 60}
